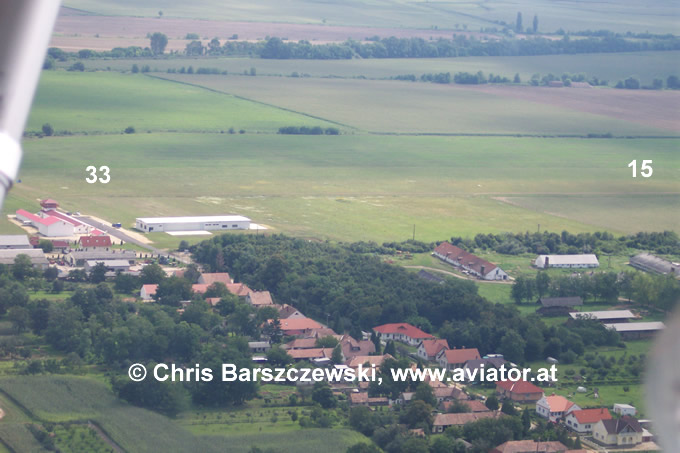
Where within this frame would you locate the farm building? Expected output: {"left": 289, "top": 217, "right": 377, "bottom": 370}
{"left": 613, "top": 403, "right": 637, "bottom": 416}
{"left": 603, "top": 322, "right": 665, "bottom": 340}
{"left": 0, "top": 235, "right": 30, "bottom": 249}
{"left": 79, "top": 235, "right": 112, "bottom": 248}
{"left": 373, "top": 322, "right": 435, "bottom": 346}
{"left": 135, "top": 215, "right": 250, "bottom": 233}
{"left": 16, "top": 209, "right": 73, "bottom": 237}
{"left": 534, "top": 254, "right": 599, "bottom": 269}
{"left": 0, "top": 249, "right": 49, "bottom": 268}
{"left": 66, "top": 250, "right": 136, "bottom": 266}
{"left": 433, "top": 242, "right": 508, "bottom": 280}
{"left": 84, "top": 260, "right": 131, "bottom": 273}
{"left": 537, "top": 296, "right": 583, "bottom": 315}
{"left": 629, "top": 253, "right": 679, "bottom": 277}
{"left": 570, "top": 310, "right": 635, "bottom": 323}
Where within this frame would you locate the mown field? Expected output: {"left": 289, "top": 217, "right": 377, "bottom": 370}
{"left": 158, "top": 73, "right": 678, "bottom": 135}
{"left": 0, "top": 376, "right": 366, "bottom": 453}
{"left": 67, "top": 51, "right": 680, "bottom": 86}
{"left": 5, "top": 131, "right": 677, "bottom": 244}
{"left": 60, "top": 0, "right": 680, "bottom": 34}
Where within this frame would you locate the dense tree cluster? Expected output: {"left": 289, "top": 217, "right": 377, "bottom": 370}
{"left": 278, "top": 126, "right": 340, "bottom": 135}
{"left": 451, "top": 230, "right": 680, "bottom": 256}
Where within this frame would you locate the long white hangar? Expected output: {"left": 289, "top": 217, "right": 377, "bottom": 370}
{"left": 135, "top": 215, "right": 251, "bottom": 233}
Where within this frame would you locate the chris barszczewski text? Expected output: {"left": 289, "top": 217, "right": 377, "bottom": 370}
{"left": 129, "top": 363, "right": 558, "bottom": 385}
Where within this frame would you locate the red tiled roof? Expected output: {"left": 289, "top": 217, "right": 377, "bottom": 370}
{"left": 570, "top": 408, "right": 611, "bottom": 424}
{"left": 285, "top": 338, "right": 318, "bottom": 350}
{"left": 248, "top": 291, "right": 273, "bottom": 306}
{"left": 227, "top": 282, "right": 251, "bottom": 297}
{"left": 79, "top": 236, "right": 112, "bottom": 247}
{"left": 434, "top": 242, "right": 498, "bottom": 276}
{"left": 420, "top": 339, "right": 450, "bottom": 357}
{"left": 40, "top": 199, "right": 58, "bottom": 206}
{"left": 441, "top": 348, "right": 481, "bottom": 364}
{"left": 142, "top": 284, "right": 158, "bottom": 296}
{"left": 192, "top": 284, "right": 209, "bottom": 294}
{"left": 434, "top": 411, "right": 500, "bottom": 426}
{"left": 373, "top": 323, "right": 434, "bottom": 340}
{"left": 496, "top": 380, "right": 543, "bottom": 395}
{"left": 543, "top": 394, "right": 576, "bottom": 413}
{"left": 287, "top": 348, "right": 332, "bottom": 360}
{"left": 200, "top": 272, "right": 232, "bottom": 285}
{"left": 279, "top": 317, "right": 323, "bottom": 332}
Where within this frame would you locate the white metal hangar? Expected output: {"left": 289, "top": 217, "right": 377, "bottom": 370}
{"left": 135, "top": 215, "right": 251, "bottom": 233}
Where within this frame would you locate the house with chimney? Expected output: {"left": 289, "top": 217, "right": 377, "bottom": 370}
{"left": 433, "top": 242, "right": 508, "bottom": 280}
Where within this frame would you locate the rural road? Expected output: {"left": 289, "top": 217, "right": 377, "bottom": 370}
{"left": 403, "top": 265, "right": 514, "bottom": 284}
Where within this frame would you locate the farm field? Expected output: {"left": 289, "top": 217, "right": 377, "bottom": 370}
{"left": 66, "top": 52, "right": 680, "bottom": 86}
{"left": 0, "top": 376, "right": 366, "bottom": 453}
{"left": 59, "top": 0, "right": 680, "bottom": 34}
{"left": 26, "top": 71, "right": 334, "bottom": 135}
{"left": 158, "top": 73, "right": 679, "bottom": 135}
{"left": 5, "top": 133, "right": 677, "bottom": 244}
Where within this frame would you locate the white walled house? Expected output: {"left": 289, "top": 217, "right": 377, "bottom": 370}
{"left": 373, "top": 323, "right": 434, "bottom": 346}
{"left": 613, "top": 403, "right": 637, "bottom": 416}
{"left": 417, "top": 339, "right": 449, "bottom": 362}
{"left": 536, "top": 394, "right": 579, "bottom": 422}
{"left": 136, "top": 215, "right": 250, "bottom": 233}
{"left": 565, "top": 408, "right": 612, "bottom": 433}
{"left": 592, "top": 416, "right": 643, "bottom": 447}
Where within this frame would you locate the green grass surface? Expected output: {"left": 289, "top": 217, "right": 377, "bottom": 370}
{"left": 27, "top": 71, "right": 335, "bottom": 135}
{"left": 158, "top": 73, "right": 674, "bottom": 135}
{"left": 5, "top": 133, "right": 677, "bottom": 246}
{"left": 76, "top": 52, "right": 680, "bottom": 86}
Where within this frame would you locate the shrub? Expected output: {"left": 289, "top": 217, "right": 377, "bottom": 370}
{"left": 124, "top": 126, "right": 136, "bottom": 134}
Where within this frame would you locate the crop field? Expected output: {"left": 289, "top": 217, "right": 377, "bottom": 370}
{"left": 60, "top": 0, "right": 680, "bottom": 34}
{"left": 158, "top": 73, "right": 678, "bottom": 135}
{"left": 26, "top": 72, "right": 334, "bottom": 135}
{"left": 67, "top": 52, "right": 680, "bottom": 87}
{"left": 0, "top": 424, "right": 46, "bottom": 453}
{"left": 0, "top": 376, "right": 366, "bottom": 453}
{"left": 5, "top": 131, "right": 676, "bottom": 244}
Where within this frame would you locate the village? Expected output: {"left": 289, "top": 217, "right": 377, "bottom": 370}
{"left": 0, "top": 198, "right": 673, "bottom": 452}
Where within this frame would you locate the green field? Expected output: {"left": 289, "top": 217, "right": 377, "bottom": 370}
{"left": 72, "top": 52, "right": 680, "bottom": 86}
{"left": 62, "top": 0, "right": 680, "bottom": 34}
{"left": 26, "top": 71, "right": 335, "bottom": 135}
{"left": 0, "top": 376, "right": 367, "bottom": 453}
{"left": 157, "top": 73, "right": 675, "bottom": 135}
{"left": 5, "top": 131, "right": 677, "bottom": 245}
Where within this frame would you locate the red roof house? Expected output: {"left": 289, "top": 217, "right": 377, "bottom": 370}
{"left": 373, "top": 323, "right": 434, "bottom": 346}
{"left": 79, "top": 235, "right": 112, "bottom": 248}
{"left": 437, "top": 347, "right": 481, "bottom": 370}
{"left": 496, "top": 380, "right": 544, "bottom": 403}
{"left": 565, "top": 408, "right": 612, "bottom": 433}
{"left": 417, "top": 339, "right": 450, "bottom": 361}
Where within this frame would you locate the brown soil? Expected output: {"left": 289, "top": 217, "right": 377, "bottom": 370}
{"left": 466, "top": 85, "right": 680, "bottom": 132}
{"left": 52, "top": 8, "right": 489, "bottom": 46}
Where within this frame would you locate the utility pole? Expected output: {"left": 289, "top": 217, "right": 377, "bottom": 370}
{"left": 412, "top": 224, "right": 416, "bottom": 241}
